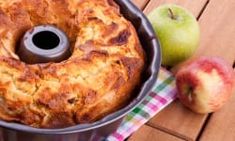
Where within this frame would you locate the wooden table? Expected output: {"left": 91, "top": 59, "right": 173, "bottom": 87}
{"left": 128, "top": 0, "right": 235, "bottom": 141}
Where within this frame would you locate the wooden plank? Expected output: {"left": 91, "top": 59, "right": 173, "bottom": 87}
{"left": 143, "top": 0, "right": 208, "bottom": 17}
{"left": 200, "top": 94, "right": 235, "bottom": 141}
{"left": 147, "top": 100, "right": 207, "bottom": 140}
{"left": 141, "top": 1, "right": 209, "bottom": 140}
{"left": 131, "top": 0, "right": 149, "bottom": 10}
{"left": 128, "top": 125, "right": 185, "bottom": 141}
{"left": 196, "top": 0, "right": 235, "bottom": 140}
{"left": 195, "top": 0, "right": 235, "bottom": 65}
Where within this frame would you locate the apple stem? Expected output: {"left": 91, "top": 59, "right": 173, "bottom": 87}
{"left": 168, "top": 8, "right": 177, "bottom": 20}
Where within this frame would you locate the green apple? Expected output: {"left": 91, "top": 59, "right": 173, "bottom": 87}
{"left": 148, "top": 4, "right": 200, "bottom": 66}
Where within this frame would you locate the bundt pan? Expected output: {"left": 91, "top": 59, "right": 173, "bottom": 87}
{"left": 0, "top": 0, "right": 161, "bottom": 141}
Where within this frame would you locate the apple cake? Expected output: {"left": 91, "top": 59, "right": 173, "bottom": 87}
{"left": 0, "top": 0, "right": 145, "bottom": 128}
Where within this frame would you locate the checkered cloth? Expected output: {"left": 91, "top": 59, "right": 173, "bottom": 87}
{"left": 94, "top": 68, "right": 177, "bottom": 141}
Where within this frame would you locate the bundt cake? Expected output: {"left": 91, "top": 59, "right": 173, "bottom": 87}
{"left": 0, "top": 0, "right": 145, "bottom": 128}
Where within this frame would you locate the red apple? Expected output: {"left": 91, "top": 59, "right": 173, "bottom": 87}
{"left": 176, "top": 56, "right": 235, "bottom": 113}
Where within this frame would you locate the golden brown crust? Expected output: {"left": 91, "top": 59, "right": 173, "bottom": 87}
{"left": 0, "top": 0, "right": 145, "bottom": 128}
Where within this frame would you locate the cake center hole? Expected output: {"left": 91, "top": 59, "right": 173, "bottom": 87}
{"left": 33, "top": 31, "right": 60, "bottom": 50}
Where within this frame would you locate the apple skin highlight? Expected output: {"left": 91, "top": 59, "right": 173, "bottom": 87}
{"left": 176, "top": 57, "right": 235, "bottom": 114}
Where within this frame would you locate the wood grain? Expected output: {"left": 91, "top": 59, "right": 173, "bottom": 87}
{"left": 195, "top": 0, "right": 235, "bottom": 65}
{"left": 130, "top": 0, "right": 149, "bottom": 10}
{"left": 200, "top": 93, "right": 235, "bottom": 141}
{"left": 147, "top": 100, "right": 207, "bottom": 140}
{"left": 197, "top": 0, "right": 235, "bottom": 140}
{"left": 143, "top": 0, "right": 208, "bottom": 17}
{"left": 128, "top": 125, "right": 185, "bottom": 141}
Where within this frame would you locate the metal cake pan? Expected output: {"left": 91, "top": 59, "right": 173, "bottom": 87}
{"left": 0, "top": 0, "right": 161, "bottom": 140}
